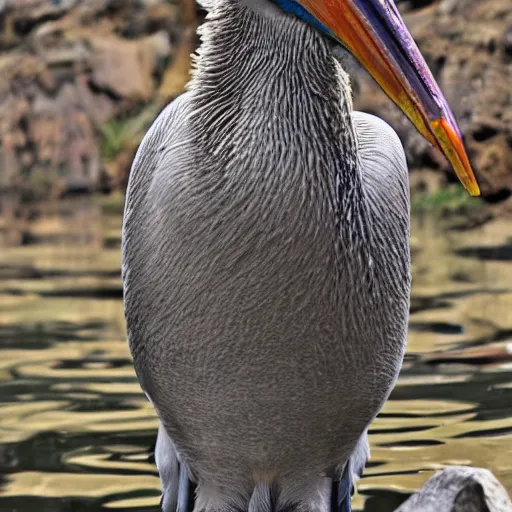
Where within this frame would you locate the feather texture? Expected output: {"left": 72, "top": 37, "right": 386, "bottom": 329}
{"left": 122, "top": 1, "right": 411, "bottom": 511}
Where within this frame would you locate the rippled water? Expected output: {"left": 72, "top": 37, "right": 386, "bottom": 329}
{"left": 1, "top": 195, "right": 511, "bottom": 511}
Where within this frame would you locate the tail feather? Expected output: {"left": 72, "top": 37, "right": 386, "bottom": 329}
{"left": 156, "top": 423, "right": 196, "bottom": 512}
{"left": 156, "top": 424, "right": 180, "bottom": 512}
{"left": 333, "top": 431, "right": 370, "bottom": 512}
{"left": 349, "top": 431, "right": 370, "bottom": 483}
{"left": 156, "top": 423, "right": 369, "bottom": 512}
{"left": 248, "top": 483, "right": 274, "bottom": 512}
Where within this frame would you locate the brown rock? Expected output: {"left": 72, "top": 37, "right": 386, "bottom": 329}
{"left": 89, "top": 36, "right": 154, "bottom": 102}
{"left": 28, "top": 84, "right": 101, "bottom": 193}
{"left": 89, "top": 32, "right": 171, "bottom": 102}
{"left": 1, "top": 0, "right": 78, "bottom": 22}
{"left": 0, "top": 0, "right": 178, "bottom": 199}
{"left": 0, "top": 43, "right": 102, "bottom": 197}
{"left": 0, "top": 0, "right": 78, "bottom": 49}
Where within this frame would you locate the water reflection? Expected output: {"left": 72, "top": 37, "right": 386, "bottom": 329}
{"left": 0, "top": 196, "right": 511, "bottom": 511}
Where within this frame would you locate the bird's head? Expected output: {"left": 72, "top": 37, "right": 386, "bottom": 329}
{"left": 266, "top": 0, "right": 480, "bottom": 196}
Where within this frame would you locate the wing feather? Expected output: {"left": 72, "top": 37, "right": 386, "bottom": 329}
{"left": 353, "top": 111, "right": 411, "bottom": 283}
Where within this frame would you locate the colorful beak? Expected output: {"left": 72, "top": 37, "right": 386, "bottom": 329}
{"left": 296, "top": 0, "right": 480, "bottom": 196}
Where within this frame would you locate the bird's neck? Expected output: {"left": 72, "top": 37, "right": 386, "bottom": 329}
{"left": 188, "top": 0, "right": 369, "bottom": 238}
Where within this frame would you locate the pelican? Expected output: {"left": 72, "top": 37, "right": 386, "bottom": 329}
{"left": 122, "top": 1, "right": 480, "bottom": 511}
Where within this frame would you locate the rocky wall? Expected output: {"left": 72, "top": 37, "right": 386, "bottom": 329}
{"left": 0, "top": 0, "right": 510, "bottom": 206}
{"left": 0, "top": 0, "right": 182, "bottom": 199}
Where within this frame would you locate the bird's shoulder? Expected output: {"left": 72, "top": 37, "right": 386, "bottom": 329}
{"left": 122, "top": 92, "right": 192, "bottom": 296}
{"left": 352, "top": 111, "right": 409, "bottom": 207}
{"left": 352, "top": 111, "right": 410, "bottom": 226}
{"left": 124, "top": 92, "right": 191, "bottom": 221}
{"left": 351, "top": 111, "right": 411, "bottom": 285}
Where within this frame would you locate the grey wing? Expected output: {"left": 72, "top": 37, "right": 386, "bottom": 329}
{"left": 122, "top": 92, "right": 190, "bottom": 358}
{"left": 353, "top": 110, "right": 411, "bottom": 296}
{"left": 345, "top": 112, "right": 410, "bottom": 490}
{"left": 352, "top": 111, "right": 410, "bottom": 220}
{"left": 122, "top": 93, "right": 189, "bottom": 251}
{"left": 122, "top": 94, "right": 191, "bottom": 512}
{"left": 156, "top": 422, "right": 192, "bottom": 512}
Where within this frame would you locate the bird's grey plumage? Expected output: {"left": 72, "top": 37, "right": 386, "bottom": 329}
{"left": 122, "top": 1, "right": 411, "bottom": 511}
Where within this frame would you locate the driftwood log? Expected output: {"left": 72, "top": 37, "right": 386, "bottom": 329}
{"left": 395, "top": 466, "right": 512, "bottom": 512}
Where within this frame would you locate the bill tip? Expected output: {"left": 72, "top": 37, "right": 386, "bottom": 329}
{"left": 467, "top": 183, "right": 481, "bottom": 197}
{"left": 430, "top": 118, "right": 480, "bottom": 198}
